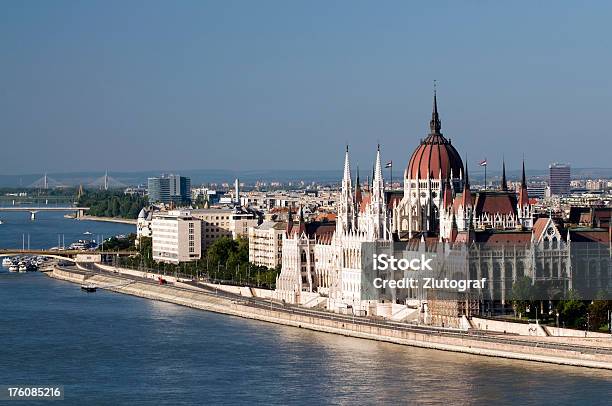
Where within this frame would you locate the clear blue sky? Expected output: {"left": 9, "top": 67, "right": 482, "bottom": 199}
{"left": 1, "top": 1, "right": 610, "bottom": 175}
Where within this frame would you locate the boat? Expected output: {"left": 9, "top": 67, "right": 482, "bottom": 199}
{"left": 0, "top": 219, "right": 4, "bottom": 224}
{"left": 2, "top": 257, "right": 12, "bottom": 267}
{"left": 18, "top": 263, "right": 27, "bottom": 272}
{"left": 81, "top": 284, "right": 97, "bottom": 292}
{"left": 8, "top": 265, "right": 18, "bottom": 272}
{"left": 25, "top": 262, "right": 38, "bottom": 272}
{"left": 83, "top": 231, "right": 92, "bottom": 235}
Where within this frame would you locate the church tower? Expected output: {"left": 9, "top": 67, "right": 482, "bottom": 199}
{"left": 517, "top": 159, "right": 533, "bottom": 228}
{"left": 369, "top": 145, "right": 388, "bottom": 239}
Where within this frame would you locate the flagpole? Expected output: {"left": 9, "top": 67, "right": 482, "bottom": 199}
{"left": 390, "top": 163, "right": 393, "bottom": 190}
{"left": 484, "top": 161, "right": 487, "bottom": 190}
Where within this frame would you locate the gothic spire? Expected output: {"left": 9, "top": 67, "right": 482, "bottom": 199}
{"left": 373, "top": 144, "right": 383, "bottom": 185}
{"left": 501, "top": 158, "right": 508, "bottom": 191}
{"left": 443, "top": 175, "right": 453, "bottom": 209}
{"left": 518, "top": 158, "right": 529, "bottom": 207}
{"left": 286, "top": 204, "right": 294, "bottom": 234}
{"left": 462, "top": 157, "right": 473, "bottom": 208}
{"left": 343, "top": 145, "right": 351, "bottom": 186}
{"left": 430, "top": 82, "right": 442, "bottom": 135}
{"left": 297, "top": 204, "right": 306, "bottom": 234}
{"left": 463, "top": 156, "right": 470, "bottom": 189}
{"left": 355, "top": 165, "right": 362, "bottom": 205}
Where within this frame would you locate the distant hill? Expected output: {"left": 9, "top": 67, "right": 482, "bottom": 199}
{"left": 2, "top": 167, "right": 611, "bottom": 188}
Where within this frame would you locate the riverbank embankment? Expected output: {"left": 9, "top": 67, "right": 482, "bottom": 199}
{"left": 73, "top": 215, "right": 137, "bottom": 225}
{"left": 46, "top": 266, "right": 612, "bottom": 371}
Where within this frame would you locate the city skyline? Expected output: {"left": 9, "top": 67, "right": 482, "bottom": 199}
{"left": 1, "top": 1, "right": 611, "bottom": 174}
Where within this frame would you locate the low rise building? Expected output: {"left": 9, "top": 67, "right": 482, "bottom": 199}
{"left": 136, "top": 207, "right": 153, "bottom": 246}
{"left": 151, "top": 210, "right": 201, "bottom": 264}
{"left": 248, "top": 221, "right": 286, "bottom": 269}
{"left": 191, "top": 207, "right": 260, "bottom": 250}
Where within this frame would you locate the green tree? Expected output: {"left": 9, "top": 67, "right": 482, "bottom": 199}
{"left": 510, "top": 276, "right": 538, "bottom": 317}
{"left": 558, "top": 290, "right": 587, "bottom": 328}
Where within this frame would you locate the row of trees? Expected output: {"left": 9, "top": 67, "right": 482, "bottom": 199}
{"left": 511, "top": 276, "right": 611, "bottom": 331}
{"left": 78, "top": 191, "right": 147, "bottom": 219}
{"left": 118, "top": 236, "right": 281, "bottom": 289}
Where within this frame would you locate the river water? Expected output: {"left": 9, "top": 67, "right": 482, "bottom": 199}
{"left": 0, "top": 212, "right": 611, "bottom": 405}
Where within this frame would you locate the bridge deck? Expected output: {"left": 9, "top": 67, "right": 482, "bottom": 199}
{"left": 0, "top": 249, "right": 137, "bottom": 256}
{"left": 0, "top": 207, "right": 90, "bottom": 211}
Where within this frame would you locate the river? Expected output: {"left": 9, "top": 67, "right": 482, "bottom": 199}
{"left": 0, "top": 213, "right": 611, "bottom": 404}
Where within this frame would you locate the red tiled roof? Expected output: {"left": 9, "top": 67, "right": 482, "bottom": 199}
{"left": 569, "top": 229, "right": 609, "bottom": 244}
{"left": 532, "top": 217, "right": 549, "bottom": 241}
{"left": 474, "top": 192, "right": 518, "bottom": 216}
{"left": 474, "top": 230, "right": 531, "bottom": 246}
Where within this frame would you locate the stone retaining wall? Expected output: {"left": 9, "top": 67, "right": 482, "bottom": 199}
{"left": 47, "top": 267, "right": 612, "bottom": 370}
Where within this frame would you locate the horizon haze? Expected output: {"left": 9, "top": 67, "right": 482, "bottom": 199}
{"left": 1, "top": 1, "right": 611, "bottom": 175}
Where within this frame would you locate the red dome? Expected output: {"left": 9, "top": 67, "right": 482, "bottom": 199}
{"left": 406, "top": 92, "right": 464, "bottom": 180}
{"left": 406, "top": 134, "right": 463, "bottom": 180}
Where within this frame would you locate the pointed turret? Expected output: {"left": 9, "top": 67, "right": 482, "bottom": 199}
{"left": 450, "top": 211, "right": 458, "bottom": 242}
{"left": 443, "top": 176, "right": 453, "bottom": 209}
{"left": 371, "top": 144, "right": 387, "bottom": 239}
{"left": 343, "top": 145, "right": 351, "bottom": 188}
{"left": 286, "top": 204, "right": 294, "bottom": 234}
{"left": 355, "top": 165, "right": 362, "bottom": 206}
{"left": 518, "top": 159, "right": 529, "bottom": 207}
{"left": 461, "top": 159, "right": 473, "bottom": 208}
{"left": 297, "top": 204, "right": 306, "bottom": 235}
{"left": 372, "top": 144, "right": 384, "bottom": 194}
{"left": 337, "top": 146, "right": 355, "bottom": 234}
{"left": 501, "top": 159, "right": 508, "bottom": 191}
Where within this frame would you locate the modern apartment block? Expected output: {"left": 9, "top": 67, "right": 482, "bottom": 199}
{"left": 148, "top": 176, "right": 171, "bottom": 204}
{"left": 151, "top": 210, "right": 201, "bottom": 264}
{"left": 549, "top": 163, "right": 571, "bottom": 196}
{"left": 148, "top": 174, "right": 191, "bottom": 204}
{"left": 248, "top": 221, "right": 286, "bottom": 269}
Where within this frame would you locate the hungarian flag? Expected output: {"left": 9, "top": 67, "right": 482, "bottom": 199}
{"left": 385, "top": 161, "right": 392, "bottom": 168}
{"left": 479, "top": 159, "right": 487, "bottom": 167}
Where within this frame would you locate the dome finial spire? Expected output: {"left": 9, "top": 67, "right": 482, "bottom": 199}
{"left": 430, "top": 80, "right": 442, "bottom": 135}
{"left": 501, "top": 157, "right": 508, "bottom": 191}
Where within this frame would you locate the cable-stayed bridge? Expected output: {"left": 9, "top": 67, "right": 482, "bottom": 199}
{"left": 89, "top": 171, "right": 127, "bottom": 190}
{"left": 28, "top": 173, "right": 65, "bottom": 189}
{"left": 26, "top": 171, "right": 127, "bottom": 190}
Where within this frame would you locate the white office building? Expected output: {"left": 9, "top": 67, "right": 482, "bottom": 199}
{"left": 152, "top": 210, "right": 201, "bottom": 264}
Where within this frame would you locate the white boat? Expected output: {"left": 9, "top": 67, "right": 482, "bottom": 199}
{"left": 0, "top": 220, "right": 4, "bottom": 224}
{"left": 18, "top": 263, "right": 27, "bottom": 272}
{"left": 8, "top": 265, "right": 18, "bottom": 272}
{"left": 2, "top": 257, "right": 12, "bottom": 267}
{"left": 83, "top": 231, "right": 92, "bottom": 235}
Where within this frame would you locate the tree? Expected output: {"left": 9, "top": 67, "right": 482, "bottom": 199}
{"left": 588, "top": 291, "right": 611, "bottom": 331}
{"left": 510, "top": 276, "right": 538, "bottom": 317}
{"left": 558, "top": 290, "right": 587, "bottom": 328}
